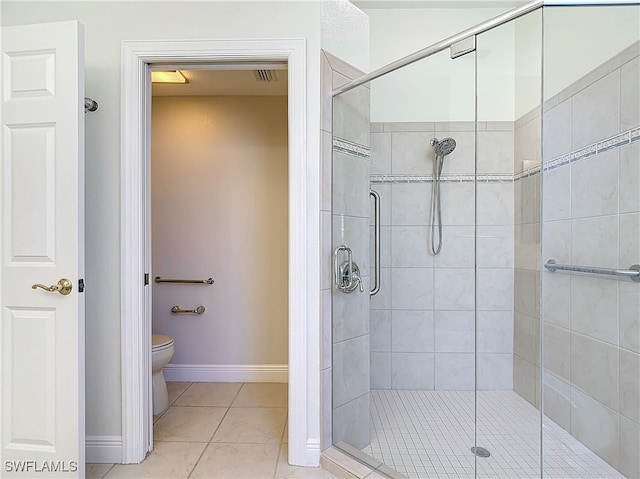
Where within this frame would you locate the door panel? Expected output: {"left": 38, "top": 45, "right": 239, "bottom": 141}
{"left": 1, "top": 21, "right": 84, "bottom": 477}
{"left": 6, "top": 125, "right": 56, "bottom": 262}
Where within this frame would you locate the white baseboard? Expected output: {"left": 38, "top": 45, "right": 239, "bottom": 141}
{"left": 163, "top": 364, "right": 288, "bottom": 383}
{"left": 86, "top": 436, "right": 122, "bottom": 464}
{"left": 306, "top": 438, "right": 321, "bottom": 466}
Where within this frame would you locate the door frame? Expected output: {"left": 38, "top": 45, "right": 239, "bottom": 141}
{"left": 121, "top": 38, "right": 312, "bottom": 465}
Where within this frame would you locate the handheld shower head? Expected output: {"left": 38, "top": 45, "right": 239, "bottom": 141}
{"left": 429, "top": 136, "right": 457, "bottom": 256}
{"left": 431, "top": 137, "right": 457, "bottom": 157}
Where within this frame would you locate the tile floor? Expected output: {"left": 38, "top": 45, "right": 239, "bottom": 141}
{"left": 362, "top": 389, "right": 625, "bottom": 479}
{"left": 87, "top": 382, "right": 338, "bottom": 479}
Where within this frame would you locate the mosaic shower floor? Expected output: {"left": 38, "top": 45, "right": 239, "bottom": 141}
{"left": 362, "top": 390, "right": 624, "bottom": 479}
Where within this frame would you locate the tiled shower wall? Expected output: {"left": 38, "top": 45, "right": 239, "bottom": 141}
{"left": 369, "top": 122, "right": 515, "bottom": 391}
{"left": 515, "top": 42, "right": 640, "bottom": 477}
{"left": 513, "top": 107, "right": 542, "bottom": 407}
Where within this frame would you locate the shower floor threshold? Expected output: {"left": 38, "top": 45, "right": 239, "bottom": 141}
{"left": 321, "top": 445, "right": 408, "bottom": 479}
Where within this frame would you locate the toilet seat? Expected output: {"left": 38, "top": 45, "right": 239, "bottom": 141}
{"left": 152, "top": 334, "right": 173, "bottom": 351}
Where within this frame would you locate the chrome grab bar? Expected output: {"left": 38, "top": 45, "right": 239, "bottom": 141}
{"left": 544, "top": 259, "right": 640, "bottom": 282}
{"left": 370, "top": 190, "right": 380, "bottom": 296}
{"left": 155, "top": 276, "right": 214, "bottom": 285}
{"left": 171, "top": 305, "right": 205, "bottom": 314}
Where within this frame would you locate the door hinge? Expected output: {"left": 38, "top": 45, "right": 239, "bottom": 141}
{"left": 78, "top": 279, "right": 85, "bottom": 293}
{"left": 144, "top": 273, "right": 149, "bottom": 286}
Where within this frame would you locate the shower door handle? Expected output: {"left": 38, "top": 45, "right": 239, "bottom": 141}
{"left": 370, "top": 190, "right": 380, "bottom": 296}
{"left": 334, "top": 245, "right": 363, "bottom": 293}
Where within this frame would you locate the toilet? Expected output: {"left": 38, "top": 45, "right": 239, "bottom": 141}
{"left": 151, "top": 334, "right": 175, "bottom": 415}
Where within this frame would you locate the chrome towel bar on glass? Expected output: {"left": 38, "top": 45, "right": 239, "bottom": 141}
{"left": 171, "top": 305, "right": 205, "bottom": 314}
{"left": 544, "top": 259, "right": 640, "bottom": 282}
{"left": 154, "top": 276, "right": 214, "bottom": 285}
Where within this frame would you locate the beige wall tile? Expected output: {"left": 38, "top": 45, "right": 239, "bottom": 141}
{"left": 619, "top": 416, "right": 640, "bottom": 479}
{"left": 543, "top": 324, "right": 570, "bottom": 381}
{"left": 570, "top": 275, "right": 618, "bottom": 345}
{"left": 620, "top": 349, "right": 640, "bottom": 423}
{"left": 571, "top": 70, "right": 620, "bottom": 150}
{"left": 570, "top": 388, "right": 620, "bottom": 470}
{"left": 332, "top": 393, "right": 371, "bottom": 450}
{"left": 514, "top": 355, "right": 537, "bottom": 406}
{"left": 570, "top": 333, "right": 619, "bottom": 410}
{"left": 620, "top": 57, "right": 640, "bottom": 131}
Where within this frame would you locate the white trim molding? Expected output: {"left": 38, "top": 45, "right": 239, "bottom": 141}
{"left": 86, "top": 436, "right": 123, "bottom": 464}
{"left": 163, "top": 364, "right": 288, "bottom": 383}
{"left": 121, "top": 38, "right": 312, "bottom": 466}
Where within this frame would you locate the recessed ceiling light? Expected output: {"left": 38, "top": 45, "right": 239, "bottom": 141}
{"left": 151, "top": 71, "right": 188, "bottom": 84}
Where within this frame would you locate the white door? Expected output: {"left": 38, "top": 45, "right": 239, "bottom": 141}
{"left": 0, "top": 21, "right": 85, "bottom": 477}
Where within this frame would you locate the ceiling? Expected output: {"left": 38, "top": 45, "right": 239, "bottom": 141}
{"left": 151, "top": 69, "right": 288, "bottom": 97}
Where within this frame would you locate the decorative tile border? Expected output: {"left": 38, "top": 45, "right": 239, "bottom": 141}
{"left": 543, "top": 154, "right": 570, "bottom": 173}
{"left": 570, "top": 143, "right": 597, "bottom": 162}
{"left": 370, "top": 174, "right": 512, "bottom": 184}
{"left": 598, "top": 131, "right": 630, "bottom": 153}
{"left": 543, "top": 127, "right": 639, "bottom": 173}
{"left": 334, "top": 126, "right": 638, "bottom": 183}
{"left": 333, "top": 137, "right": 370, "bottom": 159}
{"left": 514, "top": 165, "right": 541, "bottom": 181}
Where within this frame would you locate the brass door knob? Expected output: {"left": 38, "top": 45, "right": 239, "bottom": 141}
{"left": 32, "top": 278, "right": 73, "bottom": 295}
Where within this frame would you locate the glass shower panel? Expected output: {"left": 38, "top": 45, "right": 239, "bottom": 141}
{"left": 475, "top": 9, "right": 542, "bottom": 478}
{"left": 541, "top": 5, "right": 640, "bottom": 479}
{"left": 332, "top": 44, "right": 478, "bottom": 477}
{"left": 332, "top": 83, "right": 372, "bottom": 451}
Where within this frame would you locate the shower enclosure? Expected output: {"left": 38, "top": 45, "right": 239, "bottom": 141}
{"left": 328, "top": 2, "right": 640, "bottom": 478}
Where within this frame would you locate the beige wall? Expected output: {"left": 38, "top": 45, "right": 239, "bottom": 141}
{"left": 151, "top": 96, "right": 288, "bottom": 366}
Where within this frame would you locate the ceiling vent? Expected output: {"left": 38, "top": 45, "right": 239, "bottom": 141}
{"left": 254, "top": 69, "right": 278, "bottom": 83}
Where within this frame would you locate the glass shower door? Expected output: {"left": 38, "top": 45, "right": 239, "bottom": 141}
{"left": 332, "top": 43, "right": 479, "bottom": 478}
{"left": 474, "top": 10, "right": 544, "bottom": 479}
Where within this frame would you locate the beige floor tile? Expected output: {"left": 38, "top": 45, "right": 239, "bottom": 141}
{"left": 232, "top": 382, "right": 288, "bottom": 407}
{"left": 174, "top": 382, "right": 242, "bottom": 407}
{"left": 154, "top": 406, "right": 227, "bottom": 442}
{"left": 167, "top": 381, "right": 191, "bottom": 405}
{"left": 190, "top": 443, "right": 280, "bottom": 478}
{"left": 87, "top": 463, "right": 115, "bottom": 479}
{"left": 275, "top": 446, "right": 338, "bottom": 479}
{"left": 282, "top": 420, "right": 289, "bottom": 443}
{"left": 104, "top": 441, "right": 206, "bottom": 478}
{"left": 212, "top": 407, "right": 287, "bottom": 444}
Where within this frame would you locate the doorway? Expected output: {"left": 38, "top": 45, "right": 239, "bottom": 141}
{"left": 150, "top": 67, "right": 289, "bottom": 384}
{"left": 121, "top": 39, "right": 315, "bottom": 466}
